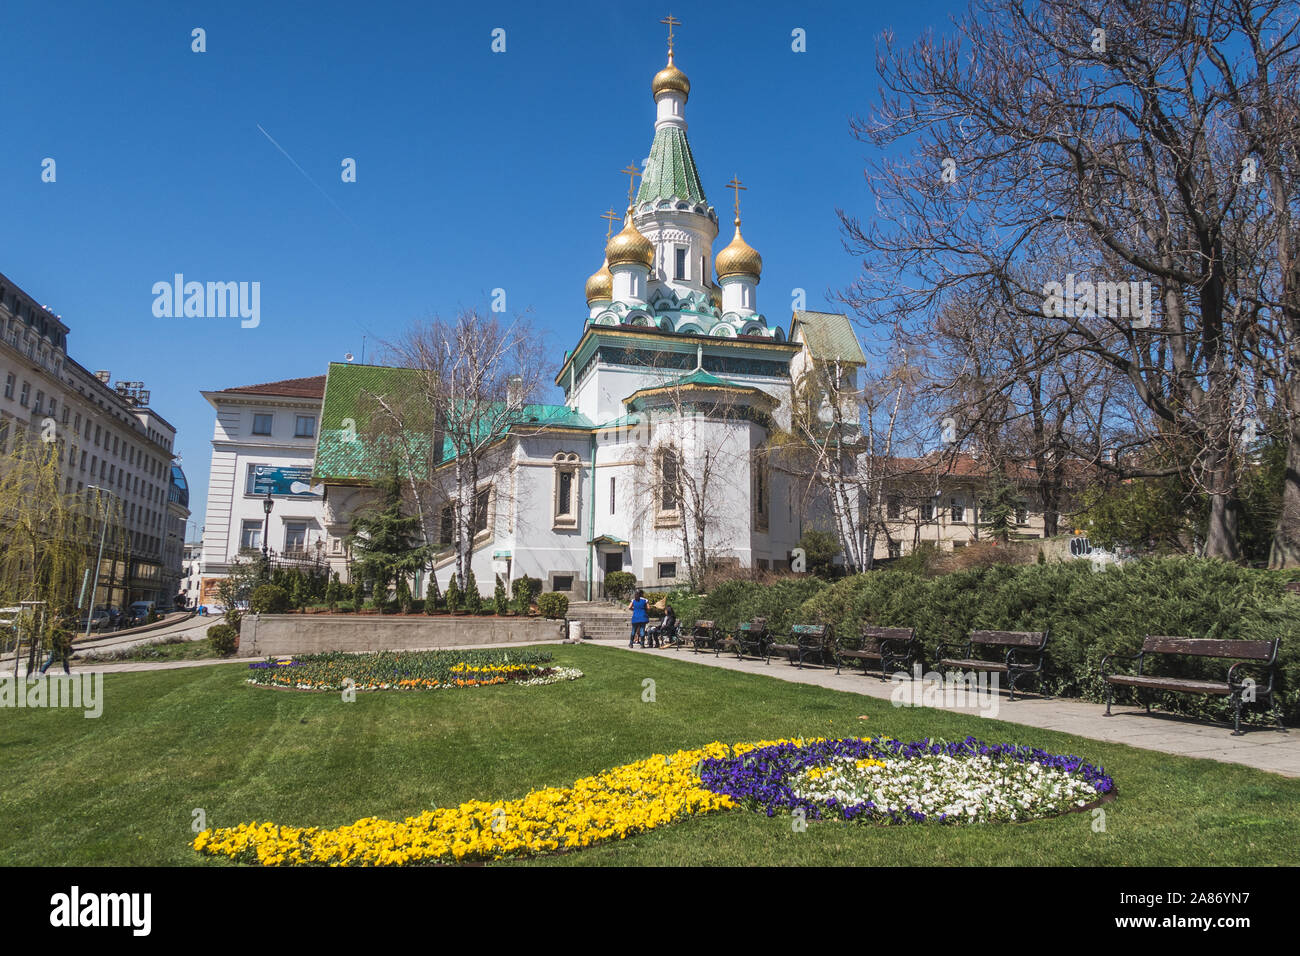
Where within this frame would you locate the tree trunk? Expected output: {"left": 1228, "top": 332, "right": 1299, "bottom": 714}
{"left": 1204, "top": 449, "right": 1242, "bottom": 561}
{"left": 1270, "top": 408, "right": 1300, "bottom": 568}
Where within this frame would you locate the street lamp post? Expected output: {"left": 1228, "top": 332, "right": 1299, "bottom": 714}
{"left": 262, "top": 490, "right": 274, "bottom": 579}
{"left": 84, "top": 485, "right": 110, "bottom": 641}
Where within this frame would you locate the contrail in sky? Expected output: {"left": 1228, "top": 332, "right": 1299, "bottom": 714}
{"left": 256, "top": 123, "right": 357, "bottom": 227}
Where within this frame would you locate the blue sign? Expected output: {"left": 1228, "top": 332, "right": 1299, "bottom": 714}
{"left": 249, "top": 465, "right": 321, "bottom": 497}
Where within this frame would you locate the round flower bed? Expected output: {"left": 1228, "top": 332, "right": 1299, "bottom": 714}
{"left": 243, "top": 649, "right": 582, "bottom": 692}
{"left": 192, "top": 736, "right": 1113, "bottom": 866}
{"left": 698, "top": 736, "right": 1114, "bottom": 824}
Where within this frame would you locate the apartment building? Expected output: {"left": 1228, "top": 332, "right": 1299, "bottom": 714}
{"left": 0, "top": 269, "right": 188, "bottom": 607}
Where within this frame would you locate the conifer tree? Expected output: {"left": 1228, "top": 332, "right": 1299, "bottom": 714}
{"left": 494, "top": 574, "right": 508, "bottom": 615}
{"left": 347, "top": 465, "right": 432, "bottom": 606}
{"left": 425, "top": 573, "right": 441, "bottom": 614}
{"left": 463, "top": 569, "right": 482, "bottom": 613}
{"left": 445, "top": 573, "right": 461, "bottom": 613}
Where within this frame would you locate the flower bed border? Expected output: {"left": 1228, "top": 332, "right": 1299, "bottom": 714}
{"left": 698, "top": 736, "right": 1115, "bottom": 825}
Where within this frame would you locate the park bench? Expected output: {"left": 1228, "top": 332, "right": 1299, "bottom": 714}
{"left": 1102, "top": 636, "right": 1282, "bottom": 736}
{"left": 839, "top": 625, "right": 922, "bottom": 681}
{"left": 716, "top": 618, "right": 770, "bottom": 661}
{"left": 935, "top": 630, "right": 1049, "bottom": 701}
{"left": 687, "top": 619, "right": 722, "bottom": 654}
{"left": 769, "top": 623, "right": 839, "bottom": 672}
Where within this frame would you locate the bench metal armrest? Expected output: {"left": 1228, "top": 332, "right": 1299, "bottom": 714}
{"left": 1227, "top": 660, "right": 1275, "bottom": 695}
{"left": 1006, "top": 647, "right": 1044, "bottom": 671}
{"left": 935, "top": 640, "right": 970, "bottom": 662}
{"left": 1100, "top": 651, "right": 1141, "bottom": 679}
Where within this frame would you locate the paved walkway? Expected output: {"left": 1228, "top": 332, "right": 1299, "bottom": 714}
{"left": 13, "top": 636, "right": 1296, "bottom": 777}
{"left": 590, "top": 639, "right": 1300, "bottom": 777}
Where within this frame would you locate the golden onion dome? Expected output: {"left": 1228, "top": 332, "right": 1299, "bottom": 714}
{"left": 715, "top": 219, "right": 762, "bottom": 280}
{"left": 585, "top": 260, "right": 613, "bottom": 305}
{"left": 652, "top": 51, "right": 690, "bottom": 101}
{"left": 605, "top": 208, "right": 655, "bottom": 270}
{"left": 709, "top": 282, "right": 722, "bottom": 310}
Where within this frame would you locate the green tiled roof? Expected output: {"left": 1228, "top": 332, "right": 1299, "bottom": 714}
{"left": 439, "top": 403, "right": 594, "bottom": 461}
{"left": 637, "top": 125, "right": 707, "bottom": 206}
{"left": 314, "top": 363, "right": 433, "bottom": 483}
{"left": 624, "top": 368, "right": 776, "bottom": 411}
{"left": 791, "top": 311, "right": 867, "bottom": 365}
{"left": 316, "top": 361, "right": 597, "bottom": 481}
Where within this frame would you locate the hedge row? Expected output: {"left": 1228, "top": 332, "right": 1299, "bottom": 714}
{"left": 697, "top": 558, "right": 1300, "bottom": 725}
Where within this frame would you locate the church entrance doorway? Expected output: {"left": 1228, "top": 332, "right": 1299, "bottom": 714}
{"left": 602, "top": 551, "right": 623, "bottom": 598}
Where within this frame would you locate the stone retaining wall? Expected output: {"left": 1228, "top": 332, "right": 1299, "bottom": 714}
{"left": 240, "top": 613, "right": 566, "bottom": 657}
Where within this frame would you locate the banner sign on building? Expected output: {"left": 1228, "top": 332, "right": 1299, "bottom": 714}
{"left": 248, "top": 464, "right": 322, "bottom": 497}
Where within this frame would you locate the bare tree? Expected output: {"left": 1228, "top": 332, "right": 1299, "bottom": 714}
{"left": 840, "top": 0, "right": 1300, "bottom": 562}
{"left": 381, "top": 310, "right": 549, "bottom": 583}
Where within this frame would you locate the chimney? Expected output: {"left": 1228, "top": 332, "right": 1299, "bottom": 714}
{"left": 507, "top": 375, "right": 524, "bottom": 409}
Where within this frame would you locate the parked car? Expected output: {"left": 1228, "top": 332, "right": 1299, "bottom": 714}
{"left": 79, "top": 608, "right": 113, "bottom": 633}
{"left": 127, "top": 601, "right": 157, "bottom": 624}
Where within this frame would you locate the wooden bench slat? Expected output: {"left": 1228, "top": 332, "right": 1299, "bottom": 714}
{"left": 1141, "top": 637, "right": 1274, "bottom": 659}
{"left": 1107, "top": 675, "right": 1232, "bottom": 695}
{"left": 970, "top": 630, "right": 1046, "bottom": 647}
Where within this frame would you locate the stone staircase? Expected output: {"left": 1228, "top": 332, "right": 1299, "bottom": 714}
{"left": 565, "top": 600, "right": 632, "bottom": 642}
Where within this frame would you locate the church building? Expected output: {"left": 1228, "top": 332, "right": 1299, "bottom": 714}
{"left": 310, "top": 24, "right": 863, "bottom": 600}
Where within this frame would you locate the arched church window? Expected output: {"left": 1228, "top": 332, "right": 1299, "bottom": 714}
{"left": 553, "top": 452, "right": 580, "bottom": 530}
{"left": 657, "top": 446, "right": 681, "bottom": 516}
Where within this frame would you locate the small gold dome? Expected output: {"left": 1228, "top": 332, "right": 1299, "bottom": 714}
{"left": 652, "top": 52, "right": 690, "bottom": 101}
{"left": 585, "top": 260, "right": 613, "bottom": 305}
{"left": 709, "top": 282, "right": 722, "bottom": 310}
{"left": 605, "top": 208, "right": 655, "bottom": 270}
{"left": 715, "top": 219, "right": 762, "bottom": 280}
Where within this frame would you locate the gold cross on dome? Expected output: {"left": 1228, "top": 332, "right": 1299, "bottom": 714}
{"left": 660, "top": 15, "right": 681, "bottom": 55}
{"left": 600, "top": 208, "right": 620, "bottom": 238}
{"left": 725, "top": 175, "right": 747, "bottom": 219}
{"left": 621, "top": 164, "right": 642, "bottom": 205}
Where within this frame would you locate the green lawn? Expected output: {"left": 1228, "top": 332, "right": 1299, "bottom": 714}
{"left": 1, "top": 644, "right": 1296, "bottom": 866}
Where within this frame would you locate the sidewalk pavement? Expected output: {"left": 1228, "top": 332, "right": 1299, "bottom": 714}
{"left": 592, "top": 638, "right": 1300, "bottom": 778}
{"left": 13, "top": 637, "right": 1296, "bottom": 777}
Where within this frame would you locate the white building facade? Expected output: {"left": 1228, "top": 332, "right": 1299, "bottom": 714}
{"left": 197, "top": 375, "right": 340, "bottom": 605}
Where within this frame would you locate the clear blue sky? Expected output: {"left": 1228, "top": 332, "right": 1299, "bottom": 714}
{"left": 2, "top": 0, "right": 958, "bottom": 535}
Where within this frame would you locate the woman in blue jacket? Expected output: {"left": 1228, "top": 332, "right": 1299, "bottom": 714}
{"left": 628, "top": 589, "right": 650, "bottom": 648}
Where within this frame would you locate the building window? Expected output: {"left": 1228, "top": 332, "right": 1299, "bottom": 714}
{"left": 752, "top": 459, "right": 769, "bottom": 531}
{"left": 0, "top": 420, "right": 8, "bottom": 453}
{"left": 950, "top": 498, "right": 965, "bottom": 523}
{"left": 1015, "top": 505, "right": 1028, "bottom": 524}
{"left": 658, "top": 561, "right": 677, "bottom": 580}
{"left": 295, "top": 415, "right": 316, "bottom": 438}
{"left": 552, "top": 452, "right": 580, "bottom": 529}
{"left": 34, "top": 390, "right": 43, "bottom": 414}
{"left": 439, "top": 505, "right": 454, "bottom": 547}
{"left": 552, "top": 574, "right": 574, "bottom": 592}
{"left": 439, "top": 488, "right": 492, "bottom": 547}
{"left": 3, "top": 374, "right": 13, "bottom": 399}
{"left": 658, "top": 446, "right": 680, "bottom": 514}
{"left": 888, "top": 542, "right": 902, "bottom": 559}
{"left": 887, "top": 495, "right": 901, "bottom": 520}
{"left": 19, "top": 381, "right": 30, "bottom": 407}
{"left": 610, "top": 476, "right": 616, "bottom": 515}
{"left": 252, "top": 414, "right": 273, "bottom": 435}
{"left": 284, "top": 522, "right": 307, "bottom": 553}
{"left": 674, "top": 246, "right": 687, "bottom": 281}
{"left": 240, "top": 520, "right": 263, "bottom": 551}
